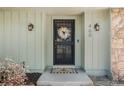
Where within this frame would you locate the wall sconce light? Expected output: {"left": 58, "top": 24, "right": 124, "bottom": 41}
{"left": 94, "top": 23, "right": 100, "bottom": 31}
{"left": 28, "top": 23, "right": 34, "bottom": 31}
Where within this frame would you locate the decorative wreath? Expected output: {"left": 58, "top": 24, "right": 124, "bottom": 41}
{"left": 57, "top": 26, "right": 71, "bottom": 40}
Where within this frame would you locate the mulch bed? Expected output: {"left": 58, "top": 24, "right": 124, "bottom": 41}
{"left": 26, "top": 73, "right": 42, "bottom": 86}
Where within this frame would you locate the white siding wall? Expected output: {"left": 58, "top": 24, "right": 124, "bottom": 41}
{"left": 0, "top": 8, "right": 111, "bottom": 76}
{"left": 0, "top": 9, "right": 45, "bottom": 73}
{"left": 84, "top": 9, "right": 111, "bottom": 76}
{"left": 81, "top": 13, "right": 85, "bottom": 68}
{"left": 0, "top": 11, "right": 4, "bottom": 58}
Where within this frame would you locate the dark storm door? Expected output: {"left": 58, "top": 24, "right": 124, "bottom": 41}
{"left": 53, "top": 19, "right": 75, "bottom": 65}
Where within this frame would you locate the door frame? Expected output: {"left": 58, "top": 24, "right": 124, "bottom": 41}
{"left": 52, "top": 16, "right": 77, "bottom": 66}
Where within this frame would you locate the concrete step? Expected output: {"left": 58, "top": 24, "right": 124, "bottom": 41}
{"left": 37, "top": 68, "right": 93, "bottom": 86}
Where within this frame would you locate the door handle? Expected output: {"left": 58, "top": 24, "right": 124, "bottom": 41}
{"left": 54, "top": 43, "right": 57, "bottom": 48}
{"left": 55, "top": 43, "right": 57, "bottom": 46}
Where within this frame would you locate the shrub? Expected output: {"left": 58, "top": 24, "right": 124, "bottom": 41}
{"left": 0, "top": 58, "right": 27, "bottom": 86}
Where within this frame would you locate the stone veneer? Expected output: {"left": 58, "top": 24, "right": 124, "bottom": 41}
{"left": 112, "top": 8, "right": 124, "bottom": 81}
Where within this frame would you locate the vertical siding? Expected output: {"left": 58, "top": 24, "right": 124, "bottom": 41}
{"left": 0, "top": 9, "right": 44, "bottom": 72}
{"left": 35, "top": 12, "right": 42, "bottom": 69}
{"left": 27, "top": 11, "right": 36, "bottom": 69}
{"left": 12, "top": 11, "right": 19, "bottom": 62}
{"left": 0, "top": 8, "right": 110, "bottom": 75}
{"left": 85, "top": 9, "right": 110, "bottom": 76}
{"left": 0, "top": 11, "right": 4, "bottom": 58}
{"left": 92, "top": 11, "right": 101, "bottom": 70}
{"left": 46, "top": 16, "right": 52, "bottom": 66}
{"left": 19, "top": 11, "right": 27, "bottom": 65}
{"left": 75, "top": 16, "right": 82, "bottom": 66}
{"left": 81, "top": 13, "right": 85, "bottom": 68}
{"left": 85, "top": 11, "right": 93, "bottom": 70}
{"left": 4, "top": 11, "right": 12, "bottom": 59}
{"left": 41, "top": 13, "right": 46, "bottom": 70}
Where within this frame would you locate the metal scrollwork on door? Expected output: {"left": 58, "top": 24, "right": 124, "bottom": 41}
{"left": 53, "top": 19, "right": 75, "bottom": 65}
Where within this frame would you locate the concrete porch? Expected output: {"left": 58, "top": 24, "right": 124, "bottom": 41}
{"left": 37, "top": 68, "right": 93, "bottom": 86}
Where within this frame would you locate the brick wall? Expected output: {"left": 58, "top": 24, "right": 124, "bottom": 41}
{"left": 112, "top": 8, "right": 124, "bottom": 81}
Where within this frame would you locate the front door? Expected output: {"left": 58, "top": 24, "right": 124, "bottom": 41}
{"left": 53, "top": 19, "right": 75, "bottom": 65}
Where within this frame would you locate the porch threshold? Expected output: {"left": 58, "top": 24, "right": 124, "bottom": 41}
{"left": 37, "top": 68, "right": 93, "bottom": 86}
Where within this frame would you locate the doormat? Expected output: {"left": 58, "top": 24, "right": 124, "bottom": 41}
{"left": 50, "top": 68, "right": 78, "bottom": 74}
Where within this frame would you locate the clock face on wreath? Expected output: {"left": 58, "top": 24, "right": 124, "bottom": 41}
{"left": 57, "top": 26, "right": 71, "bottom": 40}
